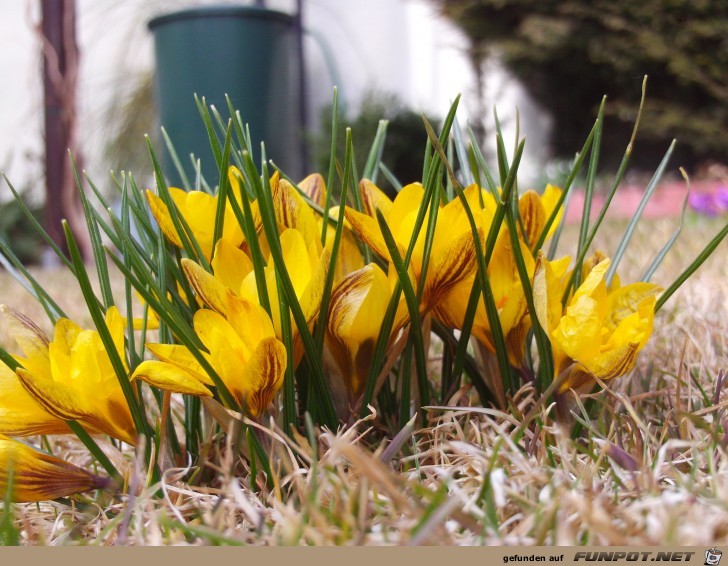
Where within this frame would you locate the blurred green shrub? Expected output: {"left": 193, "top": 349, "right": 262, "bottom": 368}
{"left": 314, "top": 92, "right": 440, "bottom": 196}
{"left": 0, "top": 195, "right": 45, "bottom": 265}
{"left": 433, "top": 0, "right": 728, "bottom": 170}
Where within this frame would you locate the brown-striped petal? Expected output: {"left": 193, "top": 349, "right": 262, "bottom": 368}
{"left": 131, "top": 360, "right": 212, "bottom": 397}
{"left": 182, "top": 258, "right": 231, "bottom": 314}
{"left": 0, "top": 435, "right": 109, "bottom": 503}
{"left": 241, "top": 337, "right": 287, "bottom": 418}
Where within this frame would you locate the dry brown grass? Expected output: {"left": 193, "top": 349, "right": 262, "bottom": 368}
{"left": 1, "top": 215, "right": 726, "bottom": 545}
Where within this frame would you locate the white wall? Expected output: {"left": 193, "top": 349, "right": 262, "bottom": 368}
{"left": 0, "top": 0, "right": 548, "bottom": 201}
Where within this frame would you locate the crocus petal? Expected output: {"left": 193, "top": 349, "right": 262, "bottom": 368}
{"left": 552, "top": 295, "right": 603, "bottom": 362}
{"left": 299, "top": 247, "right": 331, "bottom": 328}
{"left": 105, "top": 306, "right": 126, "bottom": 362}
{"left": 606, "top": 282, "right": 662, "bottom": 333}
{"left": 423, "top": 226, "right": 484, "bottom": 310}
{"left": 388, "top": 183, "right": 425, "bottom": 236}
{"left": 182, "top": 258, "right": 231, "bottom": 314}
{"left": 329, "top": 263, "right": 390, "bottom": 343}
{"left": 279, "top": 229, "right": 314, "bottom": 298}
{"left": 0, "top": 363, "right": 68, "bottom": 437}
{"left": 1, "top": 305, "right": 52, "bottom": 380}
{"left": 541, "top": 184, "right": 564, "bottom": 240}
{"left": 561, "top": 343, "right": 640, "bottom": 392}
{"left": 518, "top": 190, "right": 546, "bottom": 249}
{"left": 299, "top": 173, "right": 327, "bottom": 208}
{"left": 145, "top": 190, "right": 183, "bottom": 248}
{"left": 194, "top": 309, "right": 249, "bottom": 400}
{"left": 345, "top": 207, "right": 391, "bottom": 261}
{"left": 225, "top": 294, "right": 276, "bottom": 354}
{"left": 131, "top": 360, "right": 212, "bottom": 397}
{"left": 359, "top": 179, "right": 393, "bottom": 218}
{"left": 241, "top": 337, "right": 287, "bottom": 418}
{"left": 146, "top": 343, "right": 212, "bottom": 385}
{"left": 273, "top": 179, "right": 322, "bottom": 251}
{"left": 211, "top": 238, "right": 254, "bottom": 292}
{"left": 0, "top": 435, "right": 109, "bottom": 503}
{"left": 16, "top": 368, "right": 85, "bottom": 422}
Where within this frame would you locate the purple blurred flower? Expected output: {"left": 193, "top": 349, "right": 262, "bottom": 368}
{"left": 689, "top": 187, "right": 728, "bottom": 216}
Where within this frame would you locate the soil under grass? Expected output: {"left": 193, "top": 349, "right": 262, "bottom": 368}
{"left": 1, "top": 215, "right": 726, "bottom": 545}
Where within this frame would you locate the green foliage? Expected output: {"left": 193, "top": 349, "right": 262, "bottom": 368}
{"left": 0, "top": 194, "right": 45, "bottom": 266}
{"left": 314, "top": 91, "right": 440, "bottom": 195}
{"left": 433, "top": 0, "right": 728, "bottom": 169}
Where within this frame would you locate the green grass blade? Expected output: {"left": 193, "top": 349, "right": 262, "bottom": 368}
{"left": 226, "top": 169, "right": 272, "bottom": 317}
{"left": 161, "top": 127, "right": 193, "bottom": 191}
{"left": 534, "top": 119, "right": 598, "bottom": 253}
{"left": 2, "top": 175, "right": 74, "bottom": 271}
{"left": 606, "top": 139, "right": 676, "bottom": 287}
{"left": 322, "top": 87, "right": 339, "bottom": 245}
{"left": 243, "top": 149, "right": 337, "bottom": 427}
{"left": 70, "top": 155, "right": 114, "bottom": 310}
{"left": 62, "top": 221, "right": 149, "bottom": 440}
{"left": 378, "top": 162, "right": 403, "bottom": 193}
{"left": 276, "top": 269, "right": 297, "bottom": 434}
{"left": 573, "top": 97, "right": 606, "bottom": 288}
{"left": 641, "top": 174, "right": 690, "bottom": 282}
{"left": 376, "top": 209, "right": 430, "bottom": 411}
{"left": 313, "top": 130, "right": 352, "bottom": 355}
{"left": 0, "top": 238, "right": 67, "bottom": 323}
{"left": 211, "top": 121, "right": 233, "bottom": 250}
{"left": 363, "top": 119, "right": 389, "bottom": 182}
{"left": 654, "top": 220, "right": 728, "bottom": 313}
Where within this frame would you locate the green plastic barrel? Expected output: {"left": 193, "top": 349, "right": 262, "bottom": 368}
{"left": 148, "top": 6, "right": 302, "bottom": 186}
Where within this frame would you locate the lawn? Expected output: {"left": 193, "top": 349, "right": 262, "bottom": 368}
{"left": 1, "top": 213, "right": 726, "bottom": 545}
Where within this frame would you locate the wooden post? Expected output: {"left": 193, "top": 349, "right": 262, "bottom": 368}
{"left": 41, "top": 0, "right": 88, "bottom": 260}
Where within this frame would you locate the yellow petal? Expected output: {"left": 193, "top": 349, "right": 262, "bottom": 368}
{"left": 388, "top": 183, "right": 425, "bottom": 236}
{"left": 541, "top": 184, "right": 564, "bottom": 240}
{"left": 0, "top": 363, "right": 68, "bottom": 437}
{"left": 561, "top": 342, "right": 640, "bottom": 391}
{"left": 16, "top": 368, "right": 85, "bottom": 422}
{"left": 146, "top": 343, "right": 212, "bottom": 385}
{"left": 131, "top": 360, "right": 212, "bottom": 397}
{"left": 344, "top": 207, "right": 391, "bottom": 261}
{"left": 518, "top": 190, "right": 546, "bottom": 249}
{"left": 299, "top": 173, "right": 327, "bottom": 208}
{"left": 194, "top": 309, "right": 249, "bottom": 399}
{"left": 299, "top": 247, "right": 331, "bottom": 328}
{"left": 241, "top": 337, "right": 287, "bottom": 418}
{"left": 182, "top": 258, "right": 231, "bottom": 314}
{"left": 359, "top": 179, "right": 393, "bottom": 218}
{"left": 211, "top": 238, "right": 254, "bottom": 292}
{"left": 606, "top": 282, "right": 662, "bottom": 333}
{"left": 273, "top": 179, "right": 321, "bottom": 252}
{"left": 105, "top": 306, "right": 126, "bottom": 363}
{"left": 279, "top": 229, "right": 313, "bottom": 298}
{"left": 1, "top": 305, "right": 51, "bottom": 380}
{"left": 0, "top": 435, "right": 109, "bottom": 502}
{"left": 146, "top": 189, "right": 183, "bottom": 248}
{"left": 423, "top": 226, "right": 484, "bottom": 310}
{"left": 329, "top": 263, "right": 390, "bottom": 343}
{"left": 225, "top": 294, "right": 276, "bottom": 353}
{"left": 552, "top": 295, "right": 602, "bottom": 362}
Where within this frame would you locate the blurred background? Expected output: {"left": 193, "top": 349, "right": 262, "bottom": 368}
{"left": 1, "top": 0, "right": 726, "bottom": 263}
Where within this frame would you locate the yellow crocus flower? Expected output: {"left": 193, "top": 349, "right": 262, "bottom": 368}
{"left": 434, "top": 185, "right": 565, "bottom": 370}
{"left": 1, "top": 306, "right": 137, "bottom": 446}
{"left": 326, "top": 263, "right": 409, "bottom": 404}
{"left": 533, "top": 253, "right": 662, "bottom": 391}
{"left": 0, "top": 435, "right": 110, "bottom": 502}
{"left": 184, "top": 228, "right": 330, "bottom": 364}
{"left": 146, "top": 186, "right": 244, "bottom": 261}
{"left": 132, "top": 292, "right": 287, "bottom": 418}
{"left": 344, "top": 180, "right": 486, "bottom": 313}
